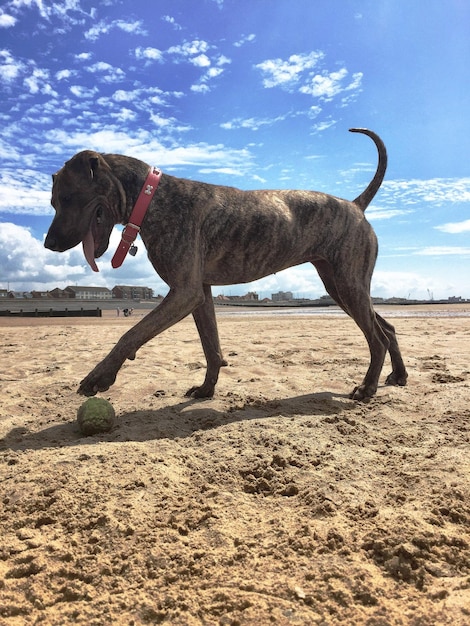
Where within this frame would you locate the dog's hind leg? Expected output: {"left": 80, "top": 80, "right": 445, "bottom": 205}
{"left": 374, "top": 313, "right": 408, "bottom": 387}
{"left": 312, "top": 260, "right": 389, "bottom": 400}
{"left": 186, "top": 283, "right": 228, "bottom": 398}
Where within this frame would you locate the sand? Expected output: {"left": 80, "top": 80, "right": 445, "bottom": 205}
{"left": 0, "top": 306, "right": 469, "bottom": 625}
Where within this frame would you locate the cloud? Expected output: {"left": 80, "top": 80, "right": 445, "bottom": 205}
{"left": 86, "top": 61, "right": 125, "bottom": 83}
{"left": 75, "top": 52, "right": 92, "bottom": 61}
{"left": 300, "top": 69, "right": 363, "bottom": 102}
{"left": 256, "top": 51, "right": 324, "bottom": 89}
{"left": 0, "top": 13, "right": 16, "bottom": 27}
{"left": 435, "top": 219, "right": 470, "bottom": 234}
{"left": 0, "top": 170, "right": 51, "bottom": 215}
{"left": 192, "top": 54, "right": 211, "bottom": 68}
{"left": 162, "top": 15, "right": 182, "bottom": 30}
{"left": 234, "top": 33, "right": 256, "bottom": 48}
{"left": 134, "top": 46, "right": 163, "bottom": 63}
{"left": 190, "top": 58, "right": 229, "bottom": 93}
{"left": 366, "top": 206, "right": 414, "bottom": 221}
{"left": 0, "top": 222, "right": 89, "bottom": 289}
{"left": 69, "top": 84, "right": 98, "bottom": 98}
{"left": 381, "top": 178, "right": 470, "bottom": 207}
{"left": 168, "top": 39, "right": 211, "bottom": 59}
{"left": 370, "top": 270, "right": 432, "bottom": 299}
{"left": 414, "top": 246, "right": 470, "bottom": 256}
{"left": 255, "top": 51, "right": 362, "bottom": 111}
{"left": 85, "top": 18, "right": 146, "bottom": 41}
{"left": 0, "top": 221, "right": 170, "bottom": 294}
{"left": 133, "top": 39, "right": 229, "bottom": 93}
{"left": 55, "top": 68, "right": 75, "bottom": 80}
{"left": 26, "top": 127, "right": 256, "bottom": 182}
{"left": 221, "top": 114, "right": 288, "bottom": 131}
{"left": 24, "top": 67, "right": 58, "bottom": 96}
{"left": 0, "top": 49, "right": 25, "bottom": 82}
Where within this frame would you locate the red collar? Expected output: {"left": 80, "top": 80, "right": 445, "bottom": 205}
{"left": 111, "top": 166, "right": 162, "bottom": 269}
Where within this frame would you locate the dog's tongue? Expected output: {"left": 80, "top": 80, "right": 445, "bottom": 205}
{"left": 82, "top": 229, "right": 99, "bottom": 273}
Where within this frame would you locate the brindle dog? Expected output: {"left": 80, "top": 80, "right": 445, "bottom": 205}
{"left": 45, "top": 128, "right": 407, "bottom": 400}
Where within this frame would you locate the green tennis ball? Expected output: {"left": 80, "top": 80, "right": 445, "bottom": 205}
{"left": 77, "top": 397, "right": 115, "bottom": 436}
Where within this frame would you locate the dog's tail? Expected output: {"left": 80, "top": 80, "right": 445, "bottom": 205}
{"left": 349, "top": 128, "right": 387, "bottom": 212}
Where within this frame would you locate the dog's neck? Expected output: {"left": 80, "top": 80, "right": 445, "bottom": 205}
{"left": 102, "top": 154, "right": 155, "bottom": 223}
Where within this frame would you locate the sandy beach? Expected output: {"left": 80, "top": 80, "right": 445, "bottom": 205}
{"left": 1, "top": 305, "right": 469, "bottom": 625}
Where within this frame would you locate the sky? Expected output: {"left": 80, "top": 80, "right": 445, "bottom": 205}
{"left": 1, "top": 0, "right": 469, "bottom": 301}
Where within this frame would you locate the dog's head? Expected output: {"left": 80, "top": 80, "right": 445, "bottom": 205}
{"left": 44, "top": 151, "right": 123, "bottom": 272}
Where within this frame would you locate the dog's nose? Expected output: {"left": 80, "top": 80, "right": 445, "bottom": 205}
{"left": 44, "top": 233, "right": 58, "bottom": 250}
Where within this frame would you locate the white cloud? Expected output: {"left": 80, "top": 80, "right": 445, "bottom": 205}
{"left": 36, "top": 128, "right": 254, "bottom": 179}
{"left": 381, "top": 177, "right": 470, "bottom": 207}
{"left": 311, "top": 119, "right": 337, "bottom": 133}
{"left": 0, "top": 170, "right": 51, "bottom": 215}
{"left": 149, "top": 114, "right": 191, "bottom": 133}
{"left": 0, "top": 222, "right": 89, "bottom": 289}
{"left": 75, "top": 52, "right": 92, "bottom": 61}
{"left": 24, "top": 67, "right": 57, "bottom": 96}
{"left": 0, "top": 13, "right": 16, "bottom": 27}
{"left": 69, "top": 84, "right": 98, "bottom": 98}
{"left": 255, "top": 51, "right": 324, "bottom": 89}
{"left": 299, "top": 69, "right": 362, "bottom": 102}
{"left": 435, "top": 219, "right": 470, "bottom": 234}
{"left": 192, "top": 54, "right": 211, "bottom": 68}
{"left": 415, "top": 246, "right": 470, "bottom": 256}
{"left": 191, "top": 84, "right": 210, "bottom": 94}
{"left": 0, "top": 49, "right": 24, "bottom": 82}
{"left": 168, "top": 39, "right": 210, "bottom": 58}
{"left": 135, "top": 46, "right": 163, "bottom": 62}
{"left": 371, "top": 270, "right": 431, "bottom": 299}
{"left": 86, "top": 61, "right": 125, "bottom": 82}
{"left": 234, "top": 33, "right": 256, "bottom": 48}
{"left": 110, "top": 107, "right": 136, "bottom": 123}
{"left": 55, "top": 68, "right": 75, "bottom": 80}
{"left": 85, "top": 18, "right": 146, "bottom": 41}
{"left": 366, "top": 206, "right": 414, "bottom": 221}
{"left": 221, "top": 113, "right": 288, "bottom": 131}
{"left": 162, "top": 15, "right": 182, "bottom": 30}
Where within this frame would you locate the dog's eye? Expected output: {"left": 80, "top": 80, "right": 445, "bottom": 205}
{"left": 96, "top": 207, "right": 103, "bottom": 224}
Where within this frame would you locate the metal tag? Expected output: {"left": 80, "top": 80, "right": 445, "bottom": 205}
{"left": 129, "top": 244, "right": 138, "bottom": 257}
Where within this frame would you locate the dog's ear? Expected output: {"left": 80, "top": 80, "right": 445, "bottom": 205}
{"left": 89, "top": 156, "right": 99, "bottom": 180}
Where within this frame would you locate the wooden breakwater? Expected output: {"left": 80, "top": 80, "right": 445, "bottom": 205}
{"left": 0, "top": 307, "right": 102, "bottom": 318}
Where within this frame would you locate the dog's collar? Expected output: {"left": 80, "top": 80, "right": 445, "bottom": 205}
{"left": 111, "top": 166, "right": 162, "bottom": 269}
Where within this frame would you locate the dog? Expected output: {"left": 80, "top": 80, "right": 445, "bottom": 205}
{"left": 44, "top": 128, "right": 408, "bottom": 401}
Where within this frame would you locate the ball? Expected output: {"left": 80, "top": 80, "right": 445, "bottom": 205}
{"left": 77, "top": 397, "right": 115, "bottom": 435}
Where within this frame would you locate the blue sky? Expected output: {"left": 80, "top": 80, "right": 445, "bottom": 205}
{"left": 1, "top": 0, "right": 469, "bottom": 300}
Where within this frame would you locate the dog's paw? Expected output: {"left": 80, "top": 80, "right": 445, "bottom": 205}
{"left": 349, "top": 384, "right": 376, "bottom": 401}
{"left": 78, "top": 366, "right": 117, "bottom": 396}
{"left": 385, "top": 370, "right": 408, "bottom": 387}
{"left": 185, "top": 383, "right": 215, "bottom": 399}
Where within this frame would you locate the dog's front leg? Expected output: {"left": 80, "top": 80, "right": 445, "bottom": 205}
{"left": 186, "top": 284, "right": 228, "bottom": 398}
{"left": 78, "top": 288, "right": 204, "bottom": 396}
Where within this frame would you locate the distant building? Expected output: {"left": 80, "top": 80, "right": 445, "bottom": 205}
{"left": 49, "top": 288, "right": 69, "bottom": 298}
{"left": 112, "top": 285, "right": 153, "bottom": 300}
{"left": 8, "top": 291, "right": 32, "bottom": 299}
{"left": 31, "top": 291, "right": 50, "bottom": 299}
{"left": 0, "top": 289, "right": 7, "bottom": 299}
{"left": 272, "top": 291, "right": 293, "bottom": 302}
{"left": 215, "top": 291, "right": 259, "bottom": 302}
{"left": 64, "top": 286, "right": 112, "bottom": 300}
